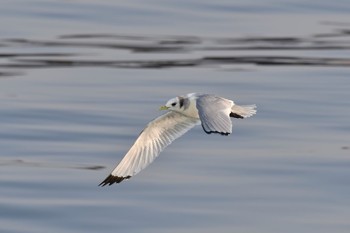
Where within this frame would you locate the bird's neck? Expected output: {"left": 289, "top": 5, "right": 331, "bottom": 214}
{"left": 181, "top": 97, "right": 199, "bottom": 119}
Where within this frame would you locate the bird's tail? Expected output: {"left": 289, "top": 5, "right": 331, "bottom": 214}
{"left": 230, "top": 104, "right": 257, "bottom": 118}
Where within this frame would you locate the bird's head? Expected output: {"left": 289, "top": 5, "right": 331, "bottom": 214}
{"left": 160, "top": 96, "right": 183, "bottom": 112}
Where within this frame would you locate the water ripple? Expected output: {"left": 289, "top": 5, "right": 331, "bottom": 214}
{"left": 1, "top": 29, "right": 350, "bottom": 76}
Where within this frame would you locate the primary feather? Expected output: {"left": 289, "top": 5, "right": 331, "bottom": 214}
{"left": 99, "top": 112, "right": 199, "bottom": 186}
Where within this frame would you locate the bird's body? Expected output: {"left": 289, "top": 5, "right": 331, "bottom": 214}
{"left": 100, "top": 93, "right": 256, "bottom": 186}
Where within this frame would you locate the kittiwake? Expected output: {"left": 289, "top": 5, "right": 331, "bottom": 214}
{"left": 99, "top": 93, "right": 256, "bottom": 186}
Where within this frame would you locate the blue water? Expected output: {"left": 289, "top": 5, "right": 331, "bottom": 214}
{"left": 1, "top": 1, "right": 350, "bottom": 233}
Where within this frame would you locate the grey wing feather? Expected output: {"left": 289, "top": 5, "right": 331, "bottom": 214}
{"left": 99, "top": 111, "right": 199, "bottom": 186}
{"left": 196, "top": 95, "right": 233, "bottom": 135}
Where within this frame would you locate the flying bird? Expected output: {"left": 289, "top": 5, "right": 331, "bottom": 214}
{"left": 99, "top": 93, "right": 256, "bottom": 186}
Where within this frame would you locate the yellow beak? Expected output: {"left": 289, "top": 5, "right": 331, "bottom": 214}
{"left": 159, "top": 105, "right": 169, "bottom": 110}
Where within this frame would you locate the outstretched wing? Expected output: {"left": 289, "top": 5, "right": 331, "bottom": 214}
{"left": 99, "top": 111, "right": 199, "bottom": 186}
{"left": 196, "top": 94, "right": 233, "bottom": 135}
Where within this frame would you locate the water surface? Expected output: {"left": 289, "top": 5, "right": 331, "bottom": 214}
{"left": 1, "top": 1, "right": 350, "bottom": 233}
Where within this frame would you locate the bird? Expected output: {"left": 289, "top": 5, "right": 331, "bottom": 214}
{"left": 99, "top": 93, "right": 256, "bottom": 186}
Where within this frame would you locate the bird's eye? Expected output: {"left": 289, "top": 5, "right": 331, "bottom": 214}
{"left": 171, "top": 103, "right": 176, "bottom": 106}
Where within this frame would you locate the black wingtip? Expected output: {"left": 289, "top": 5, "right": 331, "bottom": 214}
{"left": 230, "top": 112, "right": 244, "bottom": 119}
{"left": 99, "top": 174, "right": 131, "bottom": 186}
{"left": 201, "top": 125, "right": 230, "bottom": 136}
{"left": 205, "top": 131, "right": 230, "bottom": 136}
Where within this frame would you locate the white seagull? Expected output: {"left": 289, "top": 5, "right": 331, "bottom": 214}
{"left": 99, "top": 93, "right": 256, "bottom": 186}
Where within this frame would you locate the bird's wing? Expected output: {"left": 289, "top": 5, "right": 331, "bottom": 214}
{"left": 99, "top": 111, "right": 199, "bottom": 186}
{"left": 196, "top": 94, "right": 233, "bottom": 135}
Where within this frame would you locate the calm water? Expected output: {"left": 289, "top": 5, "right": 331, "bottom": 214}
{"left": 1, "top": 1, "right": 350, "bottom": 233}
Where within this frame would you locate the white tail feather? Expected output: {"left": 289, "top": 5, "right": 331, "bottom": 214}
{"left": 231, "top": 104, "right": 257, "bottom": 118}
